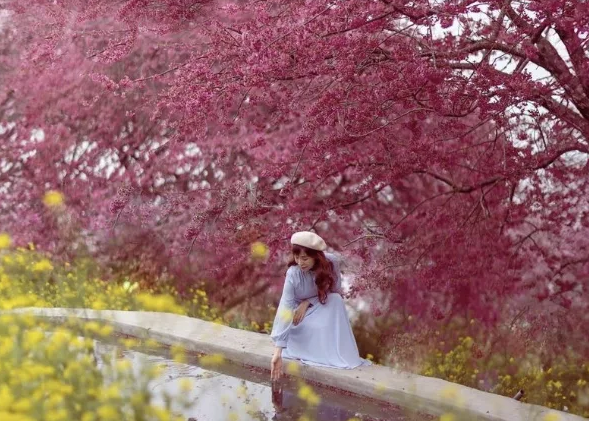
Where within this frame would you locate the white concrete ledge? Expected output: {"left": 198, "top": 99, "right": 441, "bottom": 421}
{"left": 11, "top": 308, "right": 585, "bottom": 421}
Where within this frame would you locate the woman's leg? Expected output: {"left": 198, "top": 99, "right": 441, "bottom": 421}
{"left": 282, "top": 293, "right": 365, "bottom": 368}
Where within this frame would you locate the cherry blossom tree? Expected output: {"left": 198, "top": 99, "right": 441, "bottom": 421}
{"left": 1, "top": 0, "right": 588, "bottom": 351}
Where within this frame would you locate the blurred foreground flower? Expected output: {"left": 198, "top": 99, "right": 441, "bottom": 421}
{"left": 0, "top": 233, "right": 11, "bottom": 249}
{"left": 136, "top": 293, "right": 185, "bottom": 314}
{"left": 171, "top": 344, "right": 187, "bottom": 363}
{"left": 199, "top": 353, "right": 225, "bottom": 367}
{"left": 250, "top": 241, "right": 269, "bottom": 260}
{"left": 298, "top": 384, "right": 321, "bottom": 406}
{"left": 123, "top": 280, "right": 139, "bottom": 292}
{"left": 439, "top": 385, "right": 465, "bottom": 406}
{"left": 32, "top": 258, "right": 54, "bottom": 272}
{"left": 278, "top": 307, "right": 293, "bottom": 323}
{"left": 0, "top": 314, "right": 187, "bottom": 421}
{"left": 43, "top": 190, "right": 64, "bottom": 208}
{"left": 286, "top": 361, "right": 300, "bottom": 375}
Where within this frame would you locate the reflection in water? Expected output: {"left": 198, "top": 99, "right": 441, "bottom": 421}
{"left": 271, "top": 381, "right": 359, "bottom": 421}
{"left": 93, "top": 340, "right": 420, "bottom": 421}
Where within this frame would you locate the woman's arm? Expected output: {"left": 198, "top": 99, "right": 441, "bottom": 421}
{"left": 292, "top": 299, "right": 311, "bottom": 325}
{"left": 270, "top": 269, "right": 298, "bottom": 381}
{"left": 270, "top": 268, "right": 297, "bottom": 348}
{"left": 271, "top": 346, "right": 283, "bottom": 381}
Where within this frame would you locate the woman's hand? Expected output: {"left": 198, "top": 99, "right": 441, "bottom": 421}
{"left": 271, "top": 348, "right": 283, "bottom": 381}
{"left": 293, "top": 300, "right": 310, "bottom": 326}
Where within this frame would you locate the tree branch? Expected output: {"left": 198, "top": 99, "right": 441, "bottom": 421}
{"left": 534, "top": 95, "right": 589, "bottom": 137}
{"left": 322, "top": 12, "right": 393, "bottom": 37}
{"left": 535, "top": 145, "right": 589, "bottom": 170}
{"left": 132, "top": 55, "right": 208, "bottom": 82}
{"left": 263, "top": 6, "right": 331, "bottom": 50}
{"left": 220, "top": 280, "right": 274, "bottom": 314}
{"left": 553, "top": 23, "right": 589, "bottom": 98}
{"left": 415, "top": 170, "right": 505, "bottom": 193}
{"left": 419, "top": 40, "right": 528, "bottom": 61}
{"left": 505, "top": 4, "right": 589, "bottom": 119}
{"left": 343, "top": 234, "right": 388, "bottom": 248}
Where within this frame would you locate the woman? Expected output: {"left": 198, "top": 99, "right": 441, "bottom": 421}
{"left": 270, "top": 231, "right": 370, "bottom": 381}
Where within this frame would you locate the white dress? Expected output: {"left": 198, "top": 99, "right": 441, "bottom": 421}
{"left": 270, "top": 253, "right": 371, "bottom": 369}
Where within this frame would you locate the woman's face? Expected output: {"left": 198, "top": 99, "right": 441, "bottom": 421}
{"left": 294, "top": 250, "right": 315, "bottom": 271}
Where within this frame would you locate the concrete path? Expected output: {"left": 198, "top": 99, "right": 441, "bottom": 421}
{"left": 11, "top": 307, "right": 585, "bottom": 421}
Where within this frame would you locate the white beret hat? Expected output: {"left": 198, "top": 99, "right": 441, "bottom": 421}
{"left": 290, "top": 231, "right": 327, "bottom": 252}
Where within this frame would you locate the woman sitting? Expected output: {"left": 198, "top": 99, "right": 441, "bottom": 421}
{"left": 270, "top": 231, "right": 370, "bottom": 381}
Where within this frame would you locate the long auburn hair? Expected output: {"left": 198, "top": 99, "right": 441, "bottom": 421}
{"left": 288, "top": 244, "right": 334, "bottom": 304}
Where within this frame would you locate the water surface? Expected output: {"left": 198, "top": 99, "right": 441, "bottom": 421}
{"left": 94, "top": 338, "right": 429, "bottom": 421}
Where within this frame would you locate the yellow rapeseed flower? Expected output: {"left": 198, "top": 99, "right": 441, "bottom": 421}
{"left": 81, "top": 413, "right": 96, "bottom": 421}
{"left": 250, "top": 241, "right": 269, "bottom": 259}
{"left": 374, "top": 382, "right": 386, "bottom": 393}
{"left": 97, "top": 405, "right": 118, "bottom": 421}
{"left": 43, "top": 190, "right": 64, "bottom": 207}
{"left": 32, "top": 258, "right": 54, "bottom": 272}
{"left": 122, "top": 280, "right": 138, "bottom": 292}
{"left": 297, "top": 384, "right": 321, "bottom": 406}
{"left": 91, "top": 298, "right": 107, "bottom": 310}
{"left": 83, "top": 321, "right": 102, "bottom": 334}
{"left": 171, "top": 344, "right": 187, "bottom": 363}
{"left": 50, "top": 329, "right": 72, "bottom": 346}
{"left": 151, "top": 406, "right": 173, "bottom": 421}
{"left": 278, "top": 307, "right": 293, "bottom": 323}
{"left": 45, "top": 408, "right": 68, "bottom": 421}
{"left": 23, "top": 330, "right": 45, "bottom": 350}
{"left": 0, "top": 274, "right": 189, "bottom": 421}
{"left": 440, "top": 414, "right": 457, "bottom": 421}
{"left": 0, "top": 233, "right": 12, "bottom": 249}
{"left": 12, "top": 398, "right": 32, "bottom": 412}
{"left": 0, "top": 337, "right": 14, "bottom": 358}
{"left": 120, "top": 338, "right": 138, "bottom": 349}
{"left": 103, "top": 383, "right": 121, "bottom": 400}
{"left": 136, "top": 293, "right": 185, "bottom": 314}
{"left": 199, "top": 353, "right": 225, "bottom": 367}
{"left": 98, "top": 324, "right": 113, "bottom": 337}
{"left": 0, "top": 413, "right": 34, "bottom": 421}
{"left": 236, "top": 384, "right": 247, "bottom": 397}
{"left": 144, "top": 338, "right": 161, "bottom": 349}
{"left": 439, "top": 385, "right": 465, "bottom": 406}
{"left": 179, "top": 378, "right": 192, "bottom": 392}
{"left": 286, "top": 361, "right": 300, "bottom": 375}
{"left": 147, "top": 364, "right": 165, "bottom": 378}
{"left": 543, "top": 412, "right": 562, "bottom": 421}
{"left": 0, "top": 385, "right": 14, "bottom": 410}
{"left": 116, "top": 360, "right": 132, "bottom": 371}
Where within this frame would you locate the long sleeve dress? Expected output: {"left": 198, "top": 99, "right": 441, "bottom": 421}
{"left": 270, "top": 253, "right": 371, "bottom": 369}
